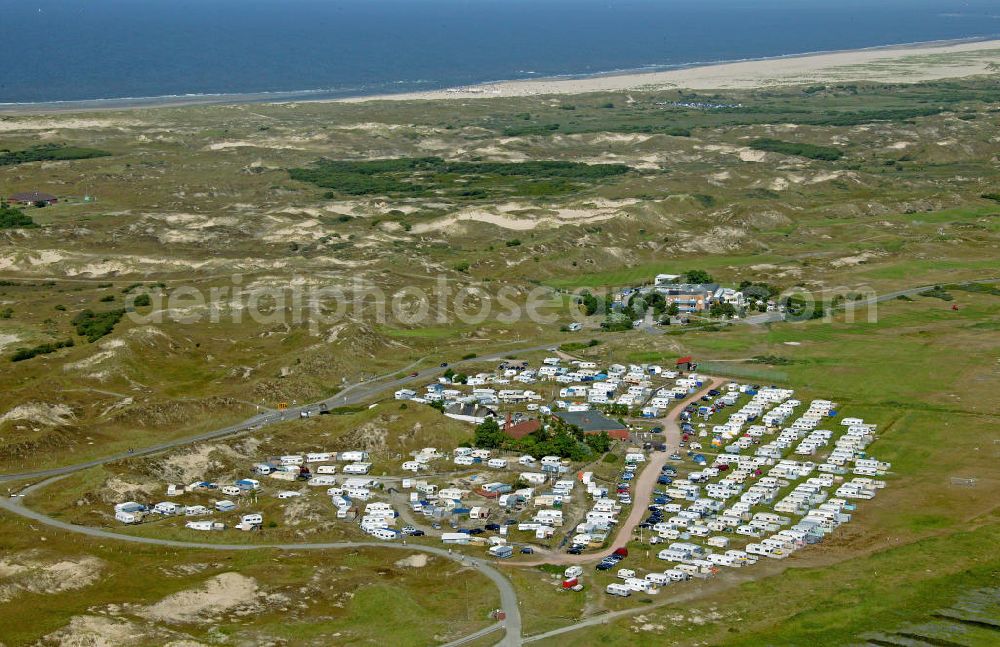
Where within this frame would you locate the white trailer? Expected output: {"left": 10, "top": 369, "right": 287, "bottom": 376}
{"left": 605, "top": 584, "right": 631, "bottom": 597}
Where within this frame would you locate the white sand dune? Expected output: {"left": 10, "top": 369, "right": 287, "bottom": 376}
{"left": 340, "top": 39, "right": 1000, "bottom": 103}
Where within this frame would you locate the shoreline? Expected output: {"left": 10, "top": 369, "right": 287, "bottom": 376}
{"left": 2, "top": 36, "right": 999, "bottom": 114}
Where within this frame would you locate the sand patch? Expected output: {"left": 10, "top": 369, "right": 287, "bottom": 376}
{"left": 145, "top": 572, "right": 262, "bottom": 623}
{"left": 830, "top": 251, "right": 884, "bottom": 267}
{"left": 739, "top": 149, "right": 767, "bottom": 162}
{"left": 411, "top": 201, "right": 631, "bottom": 234}
{"left": 0, "top": 402, "right": 77, "bottom": 427}
{"left": 0, "top": 118, "right": 147, "bottom": 133}
{"left": 36, "top": 615, "right": 157, "bottom": 647}
{"left": 158, "top": 443, "right": 240, "bottom": 483}
{"left": 0, "top": 333, "right": 21, "bottom": 352}
{"left": 394, "top": 554, "right": 429, "bottom": 568}
{"left": 0, "top": 551, "right": 105, "bottom": 603}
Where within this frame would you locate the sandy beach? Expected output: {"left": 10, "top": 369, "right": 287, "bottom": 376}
{"left": 3, "top": 38, "right": 999, "bottom": 114}
{"left": 340, "top": 38, "right": 1000, "bottom": 103}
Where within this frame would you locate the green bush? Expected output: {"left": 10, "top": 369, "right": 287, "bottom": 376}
{"left": 72, "top": 308, "right": 126, "bottom": 342}
{"left": 0, "top": 144, "right": 111, "bottom": 167}
{"left": 750, "top": 138, "right": 843, "bottom": 161}
{"left": 0, "top": 204, "right": 37, "bottom": 229}
{"left": 11, "top": 338, "right": 74, "bottom": 362}
{"left": 919, "top": 286, "right": 954, "bottom": 301}
{"left": 289, "top": 157, "right": 632, "bottom": 200}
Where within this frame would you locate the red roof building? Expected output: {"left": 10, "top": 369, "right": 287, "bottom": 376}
{"left": 503, "top": 416, "right": 541, "bottom": 440}
{"left": 9, "top": 191, "right": 57, "bottom": 205}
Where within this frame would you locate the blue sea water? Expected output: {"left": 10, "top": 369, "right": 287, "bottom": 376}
{"left": 1, "top": 0, "right": 999, "bottom": 104}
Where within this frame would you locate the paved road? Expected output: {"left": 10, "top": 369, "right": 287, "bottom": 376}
{"left": 441, "top": 622, "right": 504, "bottom": 646}
{"left": 0, "top": 341, "right": 558, "bottom": 483}
{"left": 0, "top": 475, "right": 522, "bottom": 647}
{"left": 518, "top": 377, "right": 724, "bottom": 567}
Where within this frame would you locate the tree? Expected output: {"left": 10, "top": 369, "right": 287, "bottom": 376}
{"left": 627, "top": 297, "right": 647, "bottom": 321}
{"left": 578, "top": 291, "right": 602, "bottom": 316}
{"left": 666, "top": 302, "right": 680, "bottom": 317}
{"left": 585, "top": 431, "right": 612, "bottom": 454}
{"left": 684, "top": 269, "right": 714, "bottom": 284}
{"left": 472, "top": 418, "right": 506, "bottom": 449}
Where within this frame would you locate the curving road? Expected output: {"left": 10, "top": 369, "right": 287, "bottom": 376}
{"left": 0, "top": 475, "right": 521, "bottom": 646}
{"left": 0, "top": 341, "right": 559, "bottom": 483}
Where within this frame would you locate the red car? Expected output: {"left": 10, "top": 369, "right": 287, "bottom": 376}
{"left": 613, "top": 547, "right": 628, "bottom": 558}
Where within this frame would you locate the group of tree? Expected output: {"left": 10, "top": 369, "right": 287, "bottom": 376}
{"left": 577, "top": 290, "right": 611, "bottom": 316}
{"left": 682, "top": 269, "right": 714, "bottom": 284}
{"left": 783, "top": 294, "right": 825, "bottom": 320}
{"left": 600, "top": 310, "right": 633, "bottom": 332}
{"left": 442, "top": 368, "right": 468, "bottom": 384}
{"left": 0, "top": 203, "right": 37, "bottom": 229}
{"left": 470, "top": 416, "right": 613, "bottom": 461}
{"left": 709, "top": 301, "right": 738, "bottom": 318}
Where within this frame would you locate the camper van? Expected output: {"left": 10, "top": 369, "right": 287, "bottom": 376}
{"left": 185, "top": 520, "right": 225, "bottom": 531}
{"left": 605, "top": 584, "right": 632, "bottom": 597}
{"left": 645, "top": 572, "right": 670, "bottom": 586}
{"left": 367, "top": 527, "right": 399, "bottom": 541}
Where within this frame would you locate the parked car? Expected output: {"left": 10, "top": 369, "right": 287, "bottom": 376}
{"left": 410, "top": 529, "right": 425, "bottom": 536}
{"left": 568, "top": 547, "right": 584, "bottom": 555}
{"left": 485, "top": 523, "right": 501, "bottom": 531}
{"left": 613, "top": 547, "right": 629, "bottom": 558}
{"left": 467, "top": 528, "right": 484, "bottom": 535}
{"left": 401, "top": 525, "right": 417, "bottom": 534}
{"left": 650, "top": 427, "right": 663, "bottom": 434}
{"left": 520, "top": 546, "right": 534, "bottom": 554}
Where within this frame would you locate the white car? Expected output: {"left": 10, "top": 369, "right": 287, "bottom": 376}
{"left": 276, "top": 491, "right": 302, "bottom": 499}
{"left": 401, "top": 525, "right": 417, "bottom": 535}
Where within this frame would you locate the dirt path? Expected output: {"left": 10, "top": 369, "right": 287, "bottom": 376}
{"left": 517, "top": 377, "right": 725, "bottom": 567}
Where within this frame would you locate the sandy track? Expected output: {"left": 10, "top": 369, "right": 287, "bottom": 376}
{"left": 518, "top": 376, "right": 725, "bottom": 567}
